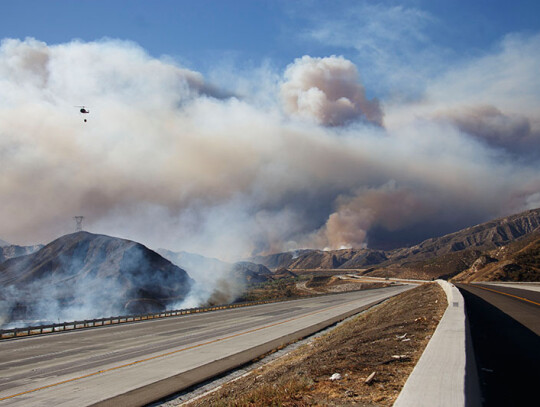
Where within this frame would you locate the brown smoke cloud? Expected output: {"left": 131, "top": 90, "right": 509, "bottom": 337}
{"left": 314, "top": 182, "right": 439, "bottom": 250}
{"left": 434, "top": 105, "right": 539, "bottom": 157}
{"left": 0, "top": 36, "right": 539, "bottom": 259}
{"left": 281, "top": 55, "right": 383, "bottom": 126}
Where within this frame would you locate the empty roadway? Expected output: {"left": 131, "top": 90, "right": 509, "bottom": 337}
{"left": 474, "top": 281, "right": 540, "bottom": 293}
{"left": 0, "top": 284, "right": 411, "bottom": 406}
{"left": 456, "top": 283, "right": 540, "bottom": 406}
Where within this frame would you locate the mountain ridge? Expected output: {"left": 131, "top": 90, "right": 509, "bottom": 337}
{"left": 251, "top": 208, "right": 540, "bottom": 279}
{"left": 0, "top": 243, "right": 43, "bottom": 264}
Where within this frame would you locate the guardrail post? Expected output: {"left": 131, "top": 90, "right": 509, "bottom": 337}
{"left": 1, "top": 289, "right": 334, "bottom": 340}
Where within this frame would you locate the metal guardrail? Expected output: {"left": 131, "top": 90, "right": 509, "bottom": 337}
{"left": 0, "top": 299, "right": 284, "bottom": 340}
{"left": 0, "top": 281, "right": 397, "bottom": 341}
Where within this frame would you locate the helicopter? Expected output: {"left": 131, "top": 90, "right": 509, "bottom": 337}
{"left": 75, "top": 106, "right": 90, "bottom": 122}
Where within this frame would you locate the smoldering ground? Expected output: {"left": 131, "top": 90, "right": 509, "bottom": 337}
{"left": 0, "top": 232, "right": 193, "bottom": 327}
{"left": 0, "top": 36, "right": 539, "bottom": 262}
{"left": 156, "top": 249, "right": 249, "bottom": 310}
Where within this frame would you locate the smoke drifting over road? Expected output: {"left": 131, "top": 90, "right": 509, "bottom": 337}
{"left": 0, "top": 36, "right": 539, "bottom": 258}
{"left": 0, "top": 232, "right": 193, "bottom": 327}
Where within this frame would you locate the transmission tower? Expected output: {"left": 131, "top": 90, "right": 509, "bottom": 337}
{"left": 74, "top": 216, "right": 84, "bottom": 232}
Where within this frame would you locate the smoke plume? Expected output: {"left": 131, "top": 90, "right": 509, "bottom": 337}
{"left": 314, "top": 182, "right": 436, "bottom": 249}
{"left": 281, "top": 55, "right": 383, "bottom": 126}
{"left": 434, "top": 105, "right": 540, "bottom": 157}
{"left": 0, "top": 232, "right": 193, "bottom": 327}
{"left": 0, "top": 35, "right": 539, "bottom": 264}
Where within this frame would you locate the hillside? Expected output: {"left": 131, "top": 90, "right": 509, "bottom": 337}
{"left": 252, "top": 248, "right": 387, "bottom": 270}
{"left": 157, "top": 249, "right": 272, "bottom": 285}
{"left": 0, "top": 243, "right": 43, "bottom": 264}
{"left": 231, "top": 261, "right": 272, "bottom": 283}
{"left": 156, "top": 249, "right": 228, "bottom": 275}
{"left": 252, "top": 208, "right": 540, "bottom": 281}
{"left": 0, "top": 232, "right": 193, "bottom": 327}
{"left": 451, "top": 233, "right": 540, "bottom": 282}
{"left": 387, "top": 208, "right": 540, "bottom": 264}
{"left": 157, "top": 249, "right": 273, "bottom": 307}
{"left": 376, "top": 208, "right": 540, "bottom": 280}
{"left": 251, "top": 250, "right": 312, "bottom": 270}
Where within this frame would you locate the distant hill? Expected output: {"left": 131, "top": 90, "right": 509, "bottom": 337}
{"left": 252, "top": 248, "right": 388, "bottom": 270}
{"left": 252, "top": 208, "right": 540, "bottom": 281}
{"left": 156, "top": 249, "right": 228, "bottom": 275}
{"left": 230, "top": 261, "right": 272, "bottom": 284}
{"left": 157, "top": 249, "right": 272, "bottom": 307}
{"left": 0, "top": 238, "right": 9, "bottom": 247}
{"left": 273, "top": 267, "right": 298, "bottom": 279}
{"left": 0, "top": 232, "right": 193, "bottom": 327}
{"left": 157, "top": 249, "right": 272, "bottom": 285}
{"left": 250, "top": 250, "right": 310, "bottom": 270}
{"left": 0, "top": 243, "right": 43, "bottom": 264}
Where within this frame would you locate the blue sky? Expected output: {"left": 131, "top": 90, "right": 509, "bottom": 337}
{"left": 1, "top": 1, "right": 540, "bottom": 255}
{"left": 2, "top": 0, "right": 539, "bottom": 82}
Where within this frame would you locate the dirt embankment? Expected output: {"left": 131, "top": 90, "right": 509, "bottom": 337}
{"left": 240, "top": 271, "right": 390, "bottom": 302}
{"left": 184, "top": 283, "right": 446, "bottom": 407}
{"left": 300, "top": 275, "right": 392, "bottom": 294}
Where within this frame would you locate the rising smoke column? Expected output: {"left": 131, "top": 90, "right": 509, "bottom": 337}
{"left": 281, "top": 55, "right": 383, "bottom": 126}
{"left": 314, "top": 182, "right": 428, "bottom": 249}
{"left": 433, "top": 105, "right": 539, "bottom": 158}
{"left": 0, "top": 36, "right": 538, "bottom": 264}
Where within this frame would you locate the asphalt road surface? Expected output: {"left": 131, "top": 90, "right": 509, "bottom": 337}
{"left": 0, "top": 285, "right": 411, "bottom": 406}
{"left": 456, "top": 283, "right": 540, "bottom": 407}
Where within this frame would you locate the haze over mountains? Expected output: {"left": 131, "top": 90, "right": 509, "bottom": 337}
{"left": 157, "top": 249, "right": 271, "bottom": 283}
{"left": 1, "top": 35, "right": 540, "bottom": 263}
{"left": 1, "top": 207, "right": 538, "bottom": 328}
{"left": 0, "top": 233, "right": 275, "bottom": 328}
{"left": 252, "top": 208, "right": 540, "bottom": 280}
{"left": 156, "top": 248, "right": 272, "bottom": 307}
{"left": 0, "top": 242, "right": 42, "bottom": 264}
{"left": 0, "top": 232, "right": 193, "bottom": 327}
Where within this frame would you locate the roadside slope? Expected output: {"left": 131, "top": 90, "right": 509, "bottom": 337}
{"left": 182, "top": 283, "right": 446, "bottom": 407}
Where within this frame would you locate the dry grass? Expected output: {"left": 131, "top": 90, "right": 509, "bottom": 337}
{"left": 184, "top": 283, "right": 447, "bottom": 407}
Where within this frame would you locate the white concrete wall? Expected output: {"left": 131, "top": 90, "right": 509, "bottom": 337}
{"left": 393, "top": 280, "right": 480, "bottom": 407}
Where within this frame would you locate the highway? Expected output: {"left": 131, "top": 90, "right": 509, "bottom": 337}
{"left": 456, "top": 283, "right": 540, "bottom": 407}
{"left": 0, "top": 285, "right": 411, "bottom": 406}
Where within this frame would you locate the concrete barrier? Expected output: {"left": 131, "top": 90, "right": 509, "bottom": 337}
{"left": 393, "top": 280, "right": 481, "bottom": 407}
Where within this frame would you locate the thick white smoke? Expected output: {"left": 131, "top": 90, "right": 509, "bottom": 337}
{"left": 0, "top": 35, "right": 539, "bottom": 260}
{"left": 281, "top": 55, "right": 383, "bottom": 126}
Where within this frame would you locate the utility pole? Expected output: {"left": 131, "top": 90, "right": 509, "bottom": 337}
{"left": 73, "top": 216, "right": 84, "bottom": 232}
